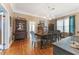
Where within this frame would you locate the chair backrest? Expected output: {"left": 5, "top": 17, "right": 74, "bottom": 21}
{"left": 57, "top": 30, "right": 60, "bottom": 35}
{"left": 30, "top": 31, "right": 36, "bottom": 41}
{"left": 53, "top": 30, "right": 60, "bottom": 34}
{"left": 47, "top": 32, "right": 53, "bottom": 40}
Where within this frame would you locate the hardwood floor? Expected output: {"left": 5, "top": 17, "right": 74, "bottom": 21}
{"left": 2, "top": 39, "right": 53, "bottom": 55}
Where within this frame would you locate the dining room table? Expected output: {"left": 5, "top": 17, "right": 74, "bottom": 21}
{"left": 35, "top": 32, "right": 51, "bottom": 49}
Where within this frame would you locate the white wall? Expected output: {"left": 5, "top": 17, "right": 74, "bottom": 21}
{"left": 75, "top": 13, "right": 79, "bottom": 36}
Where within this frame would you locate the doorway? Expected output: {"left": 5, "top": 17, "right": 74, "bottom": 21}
{"left": 0, "top": 12, "right": 5, "bottom": 49}
{"left": 0, "top": 4, "right": 7, "bottom": 50}
{"left": 29, "top": 21, "right": 36, "bottom": 40}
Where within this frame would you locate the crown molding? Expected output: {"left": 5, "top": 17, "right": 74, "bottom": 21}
{"left": 13, "top": 9, "right": 50, "bottom": 20}
{"left": 10, "top": 3, "right": 49, "bottom": 20}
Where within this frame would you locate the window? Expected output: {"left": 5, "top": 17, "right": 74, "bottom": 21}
{"left": 57, "top": 17, "right": 69, "bottom": 33}
{"left": 64, "top": 17, "right": 69, "bottom": 32}
{"left": 57, "top": 16, "right": 75, "bottom": 37}
{"left": 57, "top": 19, "right": 64, "bottom": 32}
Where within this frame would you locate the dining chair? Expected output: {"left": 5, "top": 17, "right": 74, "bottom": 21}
{"left": 48, "top": 31, "right": 54, "bottom": 42}
{"left": 41, "top": 35, "right": 48, "bottom": 49}
{"left": 30, "top": 31, "right": 37, "bottom": 48}
{"left": 53, "top": 30, "right": 61, "bottom": 42}
{"left": 30, "top": 31, "right": 40, "bottom": 48}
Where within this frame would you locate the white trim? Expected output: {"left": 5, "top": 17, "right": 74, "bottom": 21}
{"left": 0, "top": 4, "right": 11, "bottom": 49}
{"left": 13, "top": 9, "right": 48, "bottom": 19}
{"left": 13, "top": 7, "right": 78, "bottom": 20}
{"left": 7, "top": 39, "right": 14, "bottom": 49}
{"left": 9, "top": 3, "right": 53, "bottom": 20}
{"left": 1, "top": 12, "right": 3, "bottom": 45}
{"left": 11, "top": 3, "right": 39, "bottom": 17}
{"left": 7, "top": 12, "right": 10, "bottom": 49}
{"left": 12, "top": 3, "right": 79, "bottom": 20}
{"left": 1, "top": 3, "right": 13, "bottom": 49}
{"left": 0, "top": 12, "right": 3, "bottom": 45}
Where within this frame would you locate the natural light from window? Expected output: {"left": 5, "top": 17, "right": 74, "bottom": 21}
{"left": 57, "top": 17, "right": 69, "bottom": 33}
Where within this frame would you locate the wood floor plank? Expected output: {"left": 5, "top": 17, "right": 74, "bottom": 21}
{"left": 2, "top": 39, "right": 53, "bottom": 55}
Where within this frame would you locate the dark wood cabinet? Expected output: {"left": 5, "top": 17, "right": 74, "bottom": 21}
{"left": 15, "top": 18, "right": 27, "bottom": 39}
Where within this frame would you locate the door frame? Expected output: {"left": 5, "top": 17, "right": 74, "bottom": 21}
{"left": 0, "top": 12, "right": 4, "bottom": 45}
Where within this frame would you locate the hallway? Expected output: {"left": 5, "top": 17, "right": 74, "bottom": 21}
{"left": 2, "top": 39, "right": 53, "bottom": 55}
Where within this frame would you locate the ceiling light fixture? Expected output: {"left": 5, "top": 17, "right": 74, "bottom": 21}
{"left": 48, "top": 6, "right": 55, "bottom": 11}
{"left": 51, "top": 8, "right": 55, "bottom": 10}
{"left": 43, "top": 17, "right": 46, "bottom": 18}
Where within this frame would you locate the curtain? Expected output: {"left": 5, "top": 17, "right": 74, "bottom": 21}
{"left": 69, "top": 16, "right": 75, "bottom": 35}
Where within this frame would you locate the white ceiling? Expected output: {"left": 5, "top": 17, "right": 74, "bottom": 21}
{"left": 12, "top": 3, "right": 79, "bottom": 19}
